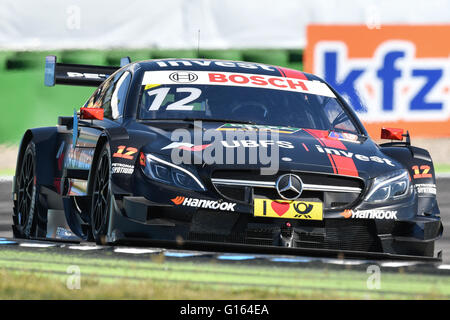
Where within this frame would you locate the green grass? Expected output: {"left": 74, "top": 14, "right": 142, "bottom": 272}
{"left": 0, "top": 168, "right": 14, "bottom": 176}
{"left": 0, "top": 248, "right": 448, "bottom": 299}
{"left": 435, "top": 164, "right": 450, "bottom": 173}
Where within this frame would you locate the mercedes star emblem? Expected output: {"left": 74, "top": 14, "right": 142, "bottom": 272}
{"left": 275, "top": 174, "right": 303, "bottom": 200}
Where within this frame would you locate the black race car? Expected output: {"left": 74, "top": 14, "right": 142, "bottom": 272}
{"left": 12, "top": 55, "right": 443, "bottom": 258}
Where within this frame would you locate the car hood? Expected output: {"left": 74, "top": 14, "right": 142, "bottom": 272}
{"left": 133, "top": 121, "right": 402, "bottom": 180}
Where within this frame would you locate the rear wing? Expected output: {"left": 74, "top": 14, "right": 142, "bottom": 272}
{"left": 44, "top": 55, "right": 131, "bottom": 87}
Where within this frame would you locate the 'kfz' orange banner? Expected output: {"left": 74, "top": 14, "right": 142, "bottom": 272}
{"left": 304, "top": 25, "right": 450, "bottom": 138}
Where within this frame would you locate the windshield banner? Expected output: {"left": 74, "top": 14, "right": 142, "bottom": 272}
{"left": 142, "top": 71, "right": 336, "bottom": 98}
{"left": 304, "top": 25, "right": 450, "bottom": 137}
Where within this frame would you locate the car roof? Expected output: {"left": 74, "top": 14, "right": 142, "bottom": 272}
{"left": 134, "top": 58, "right": 320, "bottom": 81}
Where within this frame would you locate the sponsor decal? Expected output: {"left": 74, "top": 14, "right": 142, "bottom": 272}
{"left": 169, "top": 71, "right": 198, "bottom": 83}
{"left": 112, "top": 145, "right": 138, "bottom": 160}
{"left": 165, "top": 122, "right": 283, "bottom": 174}
{"left": 162, "top": 142, "right": 211, "bottom": 151}
{"left": 217, "top": 123, "right": 301, "bottom": 134}
{"left": 340, "top": 209, "right": 353, "bottom": 219}
{"left": 142, "top": 71, "right": 335, "bottom": 97}
{"left": 305, "top": 25, "right": 450, "bottom": 137}
{"left": 411, "top": 165, "right": 433, "bottom": 179}
{"left": 155, "top": 59, "right": 276, "bottom": 71}
{"left": 144, "top": 86, "right": 203, "bottom": 111}
{"left": 221, "top": 140, "right": 294, "bottom": 149}
{"left": 414, "top": 183, "right": 437, "bottom": 195}
{"left": 171, "top": 196, "right": 236, "bottom": 212}
{"left": 340, "top": 209, "right": 398, "bottom": 220}
{"left": 112, "top": 163, "right": 134, "bottom": 175}
{"left": 253, "top": 199, "right": 323, "bottom": 220}
{"left": 67, "top": 72, "right": 109, "bottom": 80}
{"left": 163, "top": 140, "right": 293, "bottom": 150}
{"left": 315, "top": 144, "right": 395, "bottom": 166}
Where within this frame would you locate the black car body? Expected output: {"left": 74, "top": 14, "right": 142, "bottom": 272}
{"left": 12, "top": 56, "right": 443, "bottom": 258}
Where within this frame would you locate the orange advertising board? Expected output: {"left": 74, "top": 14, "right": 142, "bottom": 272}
{"left": 304, "top": 25, "right": 450, "bottom": 138}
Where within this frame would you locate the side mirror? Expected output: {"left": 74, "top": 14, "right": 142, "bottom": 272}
{"left": 381, "top": 127, "right": 404, "bottom": 141}
{"left": 80, "top": 107, "right": 104, "bottom": 120}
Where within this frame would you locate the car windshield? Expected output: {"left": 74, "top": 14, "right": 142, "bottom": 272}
{"left": 138, "top": 71, "right": 360, "bottom": 133}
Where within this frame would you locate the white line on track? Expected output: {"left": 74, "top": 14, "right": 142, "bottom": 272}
{"left": 324, "top": 259, "right": 368, "bottom": 266}
{"left": 438, "top": 264, "right": 450, "bottom": 270}
{"left": 67, "top": 245, "right": 104, "bottom": 251}
{"left": 164, "top": 251, "right": 208, "bottom": 258}
{"left": 270, "top": 257, "right": 312, "bottom": 263}
{"left": 380, "top": 262, "right": 419, "bottom": 268}
{"left": 114, "top": 247, "right": 162, "bottom": 254}
{"left": 19, "top": 243, "right": 57, "bottom": 248}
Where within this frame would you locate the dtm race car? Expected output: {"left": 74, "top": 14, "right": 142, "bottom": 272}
{"left": 11, "top": 55, "right": 443, "bottom": 259}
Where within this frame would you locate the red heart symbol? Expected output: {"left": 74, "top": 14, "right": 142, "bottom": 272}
{"left": 271, "top": 201, "right": 290, "bottom": 216}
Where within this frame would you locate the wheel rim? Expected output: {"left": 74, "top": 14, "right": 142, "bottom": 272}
{"left": 92, "top": 152, "right": 110, "bottom": 234}
{"left": 17, "top": 151, "right": 34, "bottom": 227}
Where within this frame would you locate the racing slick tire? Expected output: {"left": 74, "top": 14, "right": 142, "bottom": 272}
{"left": 90, "top": 142, "right": 113, "bottom": 244}
{"left": 12, "top": 141, "right": 47, "bottom": 239}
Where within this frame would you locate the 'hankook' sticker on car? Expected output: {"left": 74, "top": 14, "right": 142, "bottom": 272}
{"left": 340, "top": 209, "right": 398, "bottom": 220}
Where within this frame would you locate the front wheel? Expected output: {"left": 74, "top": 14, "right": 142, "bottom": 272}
{"left": 90, "top": 143, "right": 112, "bottom": 244}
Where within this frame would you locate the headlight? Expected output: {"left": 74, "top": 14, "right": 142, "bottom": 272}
{"left": 365, "top": 169, "right": 411, "bottom": 203}
{"left": 142, "top": 153, "right": 206, "bottom": 191}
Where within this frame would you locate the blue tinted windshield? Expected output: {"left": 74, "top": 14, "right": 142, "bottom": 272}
{"left": 139, "top": 84, "right": 359, "bottom": 133}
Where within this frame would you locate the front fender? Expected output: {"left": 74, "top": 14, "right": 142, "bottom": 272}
{"left": 380, "top": 144, "right": 439, "bottom": 216}
{"left": 88, "top": 128, "right": 158, "bottom": 196}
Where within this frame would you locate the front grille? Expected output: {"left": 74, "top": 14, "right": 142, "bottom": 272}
{"left": 187, "top": 212, "right": 381, "bottom": 252}
{"left": 211, "top": 170, "right": 364, "bottom": 210}
{"left": 294, "top": 220, "right": 380, "bottom": 252}
{"left": 188, "top": 210, "right": 276, "bottom": 245}
{"left": 212, "top": 170, "right": 363, "bottom": 188}
{"left": 188, "top": 231, "right": 275, "bottom": 246}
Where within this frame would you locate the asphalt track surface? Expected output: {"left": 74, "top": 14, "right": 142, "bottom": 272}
{"left": 1, "top": 178, "right": 449, "bottom": 263}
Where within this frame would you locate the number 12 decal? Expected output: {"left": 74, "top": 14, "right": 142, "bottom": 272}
{"left": 113, "top": 145, "right": 138, "bottom": 160}
{"left": 147, "top": 87, "right": 201, "bottom": 111}
{"left": 412, "top": 165, "right": 432, "bottom": 179}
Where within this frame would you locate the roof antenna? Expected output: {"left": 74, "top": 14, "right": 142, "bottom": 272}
{"left": 197, "top": 29, "right": 201, "bottom": 56}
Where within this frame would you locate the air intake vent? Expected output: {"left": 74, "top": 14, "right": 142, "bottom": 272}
{"left": 211, "top": 170, "right": 364, "bottom": 210}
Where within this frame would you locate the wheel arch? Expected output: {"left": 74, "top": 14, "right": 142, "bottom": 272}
{"left": 15, "top": 127, "right": 59, "bottom": 188}
{"left": 380, "top": 144, "right": 439, "bottom": 216}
